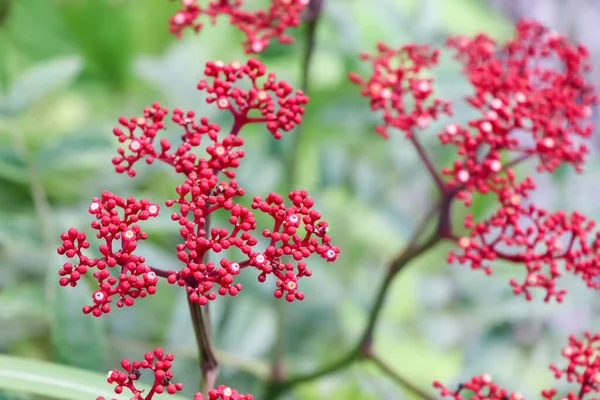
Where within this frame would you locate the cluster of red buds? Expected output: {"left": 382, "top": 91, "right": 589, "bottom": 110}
{"left": 57, "top": 56, "right": 337, "bottom": 313}
{"left": 434, "top": 331, "right": 600, "bottom": 399}
{"left": 97, "top": 348, "right": 252, "bottom": 400}
{"left": 445, "top": 20, "right": 599, "bottom": 302}
{"left": 350, "top": 19, "right": 599, "bottom": 303}
{"left": 169, "top": 0, "right": 310, "bottom": 53}
{"left": 57, "top": 191, "right": 161, "bottom": 316}
{"left": 348, "top": 42, "right": 453, "bottom": 139}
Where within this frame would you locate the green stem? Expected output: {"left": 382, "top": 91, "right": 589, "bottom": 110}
{"left": 284, "top": 0, "right": 323, "bottom": 187}
{"left": 360, "top": 231, "right": 441, "bottom": 347}
{"left": 263, "top": 348, "right": 358, "bottom": 399}
{"left": 366, "top": 352, "right": 436, "bottom": 400}
{"left": 262, "top": 198, "right": 448, "bottom": 399}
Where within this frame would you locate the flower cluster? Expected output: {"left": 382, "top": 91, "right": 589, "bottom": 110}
{"left": 441, "top": 19, "right": 596, "bottom": 205}
{"left": 351, "top": 18, "right": 599, "bottom": 302}
{"left": 112, "top": 104, "right": 242, "bottom": 177}
{"left": 446, "top": 19, "right": 596, "bottom": 174}
{"left": 434, "top": 373, "right": 523, "bottom": 400}
{"left": 98, "top": 348, "right": 252, "bottom": 400}
{"left": 164, "top": 172, "right": 338, "bottom": 305}
{"left": 435, "top": 331, "right": 600, "bottom": 400}
{"left": 169, "top": 0, "right": 309, "bottom": 53}
{"left": 59, "top": 57, "right": 337, "bottom": 313}
{"left": 198, "top": 58, "right": 309, "bottom": 139}
{"left": 57, "top": 191, "right": 160, "bottom": 316}
{"left": 443, "top": 20, "right": 599, "bottom": 302}
{"left": 547, "top": 331, "right": 600, "bottom": 398}
{"left": 348, "top": 42, "right": 453, "bottom": 139}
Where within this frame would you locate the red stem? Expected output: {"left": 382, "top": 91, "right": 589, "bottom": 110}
{"left": 408, "top": 134, "right": 447, "bottom": 192}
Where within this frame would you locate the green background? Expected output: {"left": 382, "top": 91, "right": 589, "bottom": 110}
{"left": 1, "top": 0, "right": 599, "bottom": 399}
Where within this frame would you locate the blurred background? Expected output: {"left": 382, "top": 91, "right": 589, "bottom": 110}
{"left": 2, "top": 0, "right": 600, "bottom": 399}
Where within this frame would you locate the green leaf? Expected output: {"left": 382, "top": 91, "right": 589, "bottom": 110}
{"left": 0, "top": 283, "right": 48, "bottom": 349}
{"left": 6, "top": 56, "right": 83, "bottom": 114}
{"left": 0, "top": 389, "right": 31, "bottom": 400}
{"left": 0, "top": 354, "right": 186, "bottom": 400}
{"left": 58, "top": 0, "right": 132, "bottom": 90}
{"left": 0, "top": 135, "right": 28, "bottom": 185}
{"left": 4, "top": 0, "right": 74, "bottom": 62}
{"left": 51, "top": 278, "right": 108, "bottom": 372}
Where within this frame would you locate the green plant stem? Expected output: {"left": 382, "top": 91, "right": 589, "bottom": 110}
{"left": 262, "top": 197, "right": 449, "bottom": 399}
{"left": 284, "top": 0, "right": 323, "bottom": 188}
{"left": 360, "top": 231, "right": 441, "bottom": 347}
{"left": 366, "top": 352, "right": 436, "bottom": 400}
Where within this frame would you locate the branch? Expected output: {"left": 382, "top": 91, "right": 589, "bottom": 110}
{"left": 366, "top": 352, "right": 436, "bottom": 400}
{"left": 262, "top": 348, "right": 359, "bottom": 399}
{"left": 360, "top": 230, "right": 441, "bottom": 347}
{"left": 284, "top": 0, "right": 323, "bottom": 187}
{"left": 408, "top": 134, "right": 446, "bottom": 192}
{"left": 262, "top": 196, "right": 451, "bottom": 399}
{"left": 188, "top": 299, "right": 219, "bottom": 395}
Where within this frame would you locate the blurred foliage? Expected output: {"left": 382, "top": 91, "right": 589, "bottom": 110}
{"left": 1, "top": 0, "right": 599, "bottom": 399}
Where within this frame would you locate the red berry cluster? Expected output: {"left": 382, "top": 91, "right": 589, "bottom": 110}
{"left": 435, "top": 331, "right": 600, "bottom": 400}
{"left": 98, "top": 349, "right": 251, "bottom": 400}
{"left": 546, "top": 331, "right": 600, "bottom": 399}
{"left": 446, "top": 19, "right": 596, "bottom": 174}
{"left": 444, "top": 20, "right": 599, "bottom": 302}
{"left": 112, "top": 104, "right": 243, "bottom": 177}
{"left": 169, "top": 0, "right": 309, "bottom": 53}
{"left": 164, "top": 170, "right": 338, "bottom": 304}
{"left": 350, "top": 19, "right": 599, "bottom": 302}
{"left": 348, "top": 42, "right": 453, "bottom": 139}
{"left": 200, "top": 385, "right": 253, "bottom": 400}
{"left": 198, "top": 58, "right": 309, "bottom": 139}
{"left": 58, "top": 57, "right": 337, "bottom": 313}
{"left": 434, "top": 373, "right": 524, "bottom": 400}
{"left": 57, "top": 191, "right": 161, "bottom": 316}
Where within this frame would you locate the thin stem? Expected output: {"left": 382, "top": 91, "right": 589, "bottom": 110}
{"left": 230, "top": 116, "right": 245, "bottom": 137}
{"left": 148, "top": 265, "right": 170, "bottom": 278}
{"left": 366, "top": 352, "right": 436, "bottom": 400}
{"left": 262, "top": 348, "right": 359, "bottom": 399}
{"left": 504, "top": 153, "right": 533, "bottom": 170}
{"left": 284, "top": 0, "right": 323, "bottom": 188}
{"left": 187, "top": 300, "right": 219, "bottom": 395}
{"left": 408, "top": 134, "right": 446, "bottom": 192}
{"left": 262, "top": 192, "right": 453, "bottom": 399}
{"left": 145, "top": 387, "right": 156, "bottom": 400}
{"left": 361, "top": 231, "right": 441, "bottom": 346}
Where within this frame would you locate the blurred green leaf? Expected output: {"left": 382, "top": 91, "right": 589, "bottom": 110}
{"left": 6, "top": 56, "right": 82, "bottom": 114}
{"left": 51, "top": 279, "right": 108, "bottom": 371}
{"left": 0, "top": 389, "right": 30, "bottom": 400}
{"left": 0, "top": 283, "right": 48, "bottom": 350}
{"left": 0, "top": 354, "right": 186, "bottom": 400}
{"left": 5, "top": 0, "right": 74, "bottom": 61}
{"left": 438, "top": 0, "right": 513, "bottom": 38}
{"left": 35, "top": 129, "right": 113, "bottom": 201}
{"left": 374, "top": 335, "right": 460, "bottom": 393}
{"left": 0, "top": 136, "right": 27, "bottom": 185}
{"left": 58, "top": 0, "right": 131, "bottom": 89}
